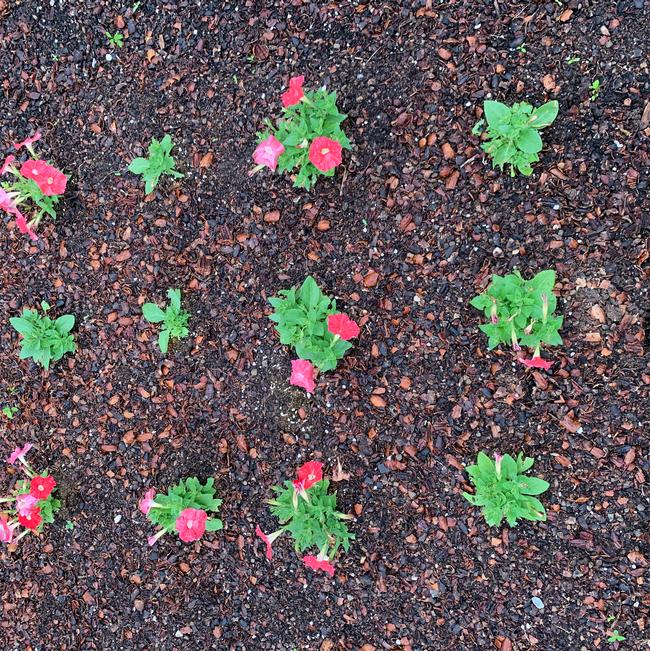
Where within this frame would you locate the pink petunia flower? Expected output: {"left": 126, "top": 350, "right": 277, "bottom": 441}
{"left": 518, "top": 355, "right": 553, "bottom": 371}
{"left": 0, "top": 154, "right": 16, "bottom": 175}
{"left": 16, "top": 493, "right": 39, "bottom": 516}
{"left": 281, "top": 75, "right": 305, "bottom": 108}
{"left": 302, "top": 552, "right": 335, "bottom": 577}
{"left": 327, "top": 313, "right": 360, "bottom": 341}
{"left": 6, "top": 443, "right": 33, "bottom": 465}
{"left": 252, "top": 135, "right": 285, "bottom": 172}
{"left": 175, "top": 507, "right": 207, "bottom": 543}
{"left": 0, "top": 517, "right": 16, "bottom": 544}
{"left": 138, "top": 488, "right": 157, "bottom": 515}
{"left": 147, "top": 529, "right": 167, "bottom": 546}
{"left": 20, "top": 160, "right": 67, "bottom": 196}
{"left": 13, "top": 132, "right": 42, "bottom": 151}
{"left": 255, "top": 525, "right": 283, "bottom": 560}
{"left": 14, "top": 212, "right": 39, "bottom": 241}
{"left": 290, "top": 359, "right": 316, "bottom": 393}
{"left": 308, "top": 137, "right": 342, "bottom": 172}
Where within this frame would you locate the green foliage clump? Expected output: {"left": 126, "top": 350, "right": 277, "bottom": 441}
{"left": 142, "top": 288, "right": 190, "bottom": 354}
{"left": 269, "top": 479, "right": 354, "bottom": 558}
{"left": 463, "top": 452, "right": 550, "bottom": 527}
{"left": 268, "top": 276, "right": 351, "bottom": 371}
{"left": 128, "top": 135, "right": 183, "bottom": 194}
{"left": 10, "top": 301, "right": 76, "bottom": 369}
{"left": 473, "top": 99, "right": 558, "bottom": 176}
{"left": 470, "top": 269, "right": 562, "bottom": 352}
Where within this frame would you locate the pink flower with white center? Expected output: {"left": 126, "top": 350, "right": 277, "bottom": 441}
{"left": 255, "top": 525, "right": 283, "bottom": 560}
{"left": 290, "top": 359, "right": 316, "bottom": 393}
{"left": 302, "top": 552, "right": 335, "bottom": 577}
{"left": 6, "top": 443, "right": 33, "bottom": 465}
{"left": 1, "top": 154, "right": 16, "bottom": 175}
{"left": 175, "top": 508, "right": 207, "bottom": 543}
{"left": 327, "top": 313, "right": 360, "bottom": 341}
{"left": 138, "top": 488, "right": 157, "bottom": 515}
{"left": 252, "top": 135, "right": 285, "bottom": 172}
{"left": 13, "top": 132, "right": 42, "bottom": 151}
{"left": 16, "top": 493, "right": 39, "bottom": 516}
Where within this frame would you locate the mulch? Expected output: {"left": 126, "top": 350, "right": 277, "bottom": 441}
{"left": 0, "top": 1, "right": 648, "bottom": 650}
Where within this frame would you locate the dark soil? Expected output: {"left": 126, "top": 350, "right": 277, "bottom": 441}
{"left": 1, "top": 1, "right": 648, "bottom": 650}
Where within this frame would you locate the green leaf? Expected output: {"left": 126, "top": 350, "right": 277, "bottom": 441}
{"left": 483, "top": 100, "right": 510, "bottom": 126}
{"left": 142, "top": 303, "right": 166, "bottom": 323}
{"left": 55, "top": 314, "right": 75, "bottom": 334}
{"left": 158, "top": 329, "right": 170, "bottom": 354}
{"left": 167, "top": 288, "right": 182, "bottom": 312}
{"left": 128, "top": 158, "right": 150, "bottom": 174}
{"left": 205, "top": 518, "right": 223, "bottom": 532}
{"left": 517, "top": 128, "right": 543, "bottom": 154}
{"left": 530, "top": 100, "right": 559, "bottom": 128}
{"left": 299, "top": 276, "right": 321, "bottom": 309}
{"left": 519, "top": 476, "right": 550, "bottom": 495}
{"left": 10, "top": 317, "right": 34, "bottom": 336}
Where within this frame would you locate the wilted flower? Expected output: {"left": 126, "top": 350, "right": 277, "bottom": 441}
{"left": 327, "top": 313, "right": 360, "bottom": 341}
{"left": 252, "top": 135, "right": 285, "bottom": 171}
{"left": 6, "top": 443, "right": 33, "bottom": 465}
{"left": 147, "top": 528, "right": 167, "bottom": 546}
{"left": 494, "top": 453, "right": 503, "bottom": 479}
{"left": 308, "top": 137, "right": 342, "bottom": 172}
{"left": 290, "top": 359, "right": 316, "bottom": 393}
{"left": 0, "top": 155, "right": 16, "bottom": 175}
{"left": 175, "top": 507, "right": 207, "bottom": 543}
{"left": 255, "top": 525, "right": 283, "bottom": 560}
{"left": 139, "top": 488, "right": 158, "bottom": 515}
{"left": 0, "top": 188, "right": 19, "bottom": 215}
{"left": 519, "top": 355, "right": 553, "bottom": 371}
{"left": 15, "top": 212, "right": 39, "bottom": 241}
{"left": 0, "top": 517, "right": 16, "bottom": 543}
{"left": 13, "top": 132, "right": 42, "bottom": 151}
{"left": 281, "top": 75, "right": 305, "bottom": 108}
{"left": 302, "top": 552, "right": 335, "bottom": 577}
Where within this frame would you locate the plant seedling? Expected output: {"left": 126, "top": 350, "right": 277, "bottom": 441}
{"left": 565, "top": 55, "right": 581, "bottom": 65}
{"left": 470, "top": 269, "right": 562, "bottom": 364}
{"left": 256, "top": 462, "right": 354, "bottom": 576}
{"left": 607, "top": 630, "right": 625, "bottom": 643}
{"left": 590, "top": 79, "right": 601, "bottom": 102}
{"left": 142, "top": 288, "right": 190, "bottom": 354}
{"left": 463, "top": 452, "right": 550, "bottom": 527}
{"left": 65, "top": 520, "right": 75, "bottom": 531}
{"left": 516, "top": 44, "right": 527, "bottom": 54}
{"left": 2, "top": 406, "right": 18, "bottom": 420}
{"left": 10, "top": 301, "right": 76, "bottom": 370}
{"left": 128, "top": 135, "right": 183, "bottom": 194}
{"left": 269, "top": 276, "right": 359, "bottom": 372}
{"left": 473, "top": 99, "right": 558, "bottom": 176}
{"left": 141, "top": 477, "right": 223, "bottom": 546}
{"left": 105, "top": 31, "right": 124, "bottom": 48}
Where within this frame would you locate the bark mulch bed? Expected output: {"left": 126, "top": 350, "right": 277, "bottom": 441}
{"left": 0, "top": 1, "right": 648, "bottom": 650}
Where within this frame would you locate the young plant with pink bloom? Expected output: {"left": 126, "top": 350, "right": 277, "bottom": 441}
{"left": 269, "top": 276, "right": 361, "bottom": 391}
{"left": 255, "top": 461, "right": 354, "bottom": 577}
{"left": 471, "top": 269, "right": 562, "bottom": 369}
{"left": 252, "top": 75, "right": 351, "bottom": 189}
{"left": 0, "top": 132, "right": 67, "bottom": 240}
{"left": 140, "top": 477, "right": 223, "bottom": 546}
{"left": 0, "top": 443, "right": 60, "bottom": 545}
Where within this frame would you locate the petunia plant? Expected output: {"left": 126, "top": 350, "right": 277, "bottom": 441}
{"left": 268, "top": 276, "right": 360, "bottom": 392}
{"left": 10, "top": 301, "right": 76, "bottom": 370}
{"left": 251, "top": 75, "right": 351, "bottom": 189}
{"left": 0, "top": 132, "right": 68, "bottom": 240}
{"left": 463, "top": 452, "right": 550, "bottom": 527}
{"left": 0, "top": 443, "right": 60, "bottom": 545}
{"left": 470, "top": 269, "right": 562, "bottom": 369}
{"left": 141, "top": 288, "right": 190, "bottom": 354}
{"left": 139, "top": 477, "right": 223, "bottom": 546}
{"left": 255, "top": 461, "right": 354, "bottom": 576}
{"left": 128, "top": 135, "right": 183, "bottom": 195}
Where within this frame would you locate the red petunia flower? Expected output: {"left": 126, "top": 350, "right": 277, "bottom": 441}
{"left": 302, "top": 553, "right": 335, "bottom": 577}
{"left": 252, "top": 135, "right": 285, "bottom": 172}
{"left": 175, "top": 508, "right": 207, "bottom": 543}
{"left": 281, "top": 75, "right": 305, "bottom": 108}
{"left": 29, "top": 475, "right": 56, "bottom": 500}
{"left": 327, "top": 313, "right": 360, "bottom": 341}
{"left": 308, "top": 137, "right": 342, "bottom": 172}
{"left": 18, "top": 506, "right": 42, "bottom": 531}
{"left": 0, "top": 154, "right": 16, "bottom": 175}
{"left": 255, "top": 525, "right": 283, "bottom": 560}
{"left": 293, "top": 461, "right": 323, "bottom": 492}
{"left": 15, "top": 212, "right": 39, "bottom": 241}
{"left": 20, "top": 160, "right": 67, "bottom": 196}
{"left": 290, "top": 359, "right": 316, "bottom": 393}
{"left": 14, "top": 132, "right": 42, "bottom": 151}
{"left": 518, "top": 355, "right": 553, "bottom": 371}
